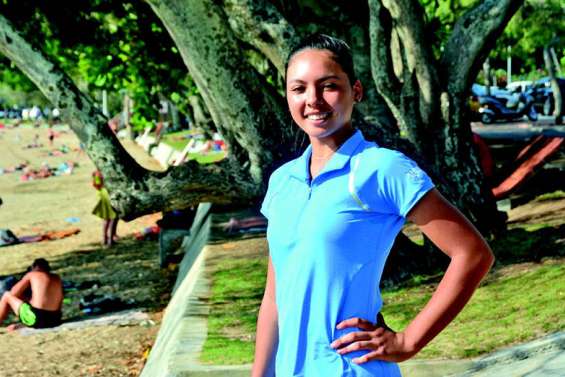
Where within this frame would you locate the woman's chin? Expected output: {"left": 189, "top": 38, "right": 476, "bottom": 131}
{"left": 304, "top": 128, "right": 332, "bottom": 140}
{"left": 301, "top": 123, "right": 353, "bottom": 142}
{"left": 300, "top": 122, "right": 334, "bottom": 137}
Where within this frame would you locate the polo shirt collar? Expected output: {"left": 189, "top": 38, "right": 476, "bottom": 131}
{"left": 289, "top": 129, "right": 365, "bottom": 182}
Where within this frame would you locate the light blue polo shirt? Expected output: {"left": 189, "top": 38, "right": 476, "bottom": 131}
{"left": 261, "top": 130, "right": 434, "bottom": 377}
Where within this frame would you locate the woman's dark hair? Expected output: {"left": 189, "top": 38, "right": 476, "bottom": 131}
{"left": 32, "top": 258, "right": 51, "bottom": 272}
{"left": 285, "top": 33, "right": 356, "bottom": 85}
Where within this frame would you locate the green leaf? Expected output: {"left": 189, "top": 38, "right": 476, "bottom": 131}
{"left": 94, "top": 75, "right": 107, "bottom": 87}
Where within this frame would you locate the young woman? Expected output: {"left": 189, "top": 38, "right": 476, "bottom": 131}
{"left": 252, "top": 34, "right": 494, "bottom": 377}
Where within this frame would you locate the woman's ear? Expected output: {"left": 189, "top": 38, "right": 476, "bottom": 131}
{"left": 353, "top": 80, "right": 363, "bottom": 103}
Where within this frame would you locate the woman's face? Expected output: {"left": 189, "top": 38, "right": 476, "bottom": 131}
{"left": 286, "top": 48, "right": 362, "bottom": 140}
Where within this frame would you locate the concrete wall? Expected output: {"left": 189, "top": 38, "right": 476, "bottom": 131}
{"left": 141, "top": 203, "right": 212, "bottom": 377}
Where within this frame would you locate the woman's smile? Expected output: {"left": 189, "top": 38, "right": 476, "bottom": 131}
{"left": 285, "top": 48, "right": 362, "bottom": 142}
{"left": 304, "top": 111, "right": 334, "bottom": 126}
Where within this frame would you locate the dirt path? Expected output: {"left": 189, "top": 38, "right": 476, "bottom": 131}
{"left": 0, "top": 123, "right": 171, "bottom": 376}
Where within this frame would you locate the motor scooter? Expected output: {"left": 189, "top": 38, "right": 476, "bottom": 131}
{"left": 478, "top": 92, "right": 538, "bottom": 124}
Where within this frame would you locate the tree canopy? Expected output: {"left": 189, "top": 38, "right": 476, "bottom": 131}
{"left": 0, "top": 0, "right": 196, "bottom": 126}
{"left": 491, "top": 0, "right": 564, "bottom": 79}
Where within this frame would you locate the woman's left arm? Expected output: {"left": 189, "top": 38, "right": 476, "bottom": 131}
{"left": 400, "top": 188, "right": 494, "bottom": 356}
{"left": 332, "top": 188, "right": 494, "bottom": 363}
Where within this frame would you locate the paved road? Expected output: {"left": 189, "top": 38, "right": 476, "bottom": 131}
{"left": 472, "top": 116, "right": 565, "bottom": 140}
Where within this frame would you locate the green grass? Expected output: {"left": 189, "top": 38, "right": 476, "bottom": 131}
{"left": 160, "top": 130, "right": 226, "bottom": 164}
{"left": 199, "top": 220, "right": 565, "bottom": 364}
{"left": 522, "top": 223, "right": 552, "bottom": 232}
{"left": 201, "top": 256, "right": 564, "bottom": 364}
{"left": 382, "top": 261, "right": 565, "bottom": 359}
{"left": 160, "top": 130, "right": 194, "bottom": 151}
{"left": 200, "top": 257, "right": 267, "bottom": 364}
{"left": 201, "top": 336, "right": 256, "bottom": 364}
{"left": 535, "top": 190, "right": 565, "bottom": 202}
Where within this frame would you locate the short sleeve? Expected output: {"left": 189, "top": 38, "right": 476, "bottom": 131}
{"left": 260, "top": 169, "right": 283, "bottom": 220}
{"left": 375, "top": 151, "right": 434, "bottom": 217}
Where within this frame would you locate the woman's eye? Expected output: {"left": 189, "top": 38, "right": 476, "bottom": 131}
{"left": 323, "top": 83, "right": 337, "bottom": 90}
{"left": 290, "top": 86, "right": 305, "bottom": 93}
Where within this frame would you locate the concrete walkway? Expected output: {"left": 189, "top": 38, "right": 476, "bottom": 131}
{"left": 141, "top": 208, "right": 565, "bottom": 377}
{"left": 472, "top": 121, "right": 565, "bottom": 140}
{"left": 402, "top": 332, "right": 565, "bottom": 376}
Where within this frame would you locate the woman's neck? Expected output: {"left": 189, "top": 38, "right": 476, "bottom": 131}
{"left": 308, "top": 126, "right": 355, "bottom": 179}
{"left": 309, "top": 125, "right": 355, "bottom": 159}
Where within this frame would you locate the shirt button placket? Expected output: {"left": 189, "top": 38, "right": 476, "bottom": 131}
{"left": 305, "top": 179, "right": 313, "bottom": 200}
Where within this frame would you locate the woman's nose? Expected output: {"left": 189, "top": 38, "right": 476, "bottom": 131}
{"left": 306, "top": 87, "right": 323, "bottom": 107}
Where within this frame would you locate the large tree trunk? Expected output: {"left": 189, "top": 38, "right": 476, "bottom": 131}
{"left": 369, "top": 0, "right": 524, "bottom": 234}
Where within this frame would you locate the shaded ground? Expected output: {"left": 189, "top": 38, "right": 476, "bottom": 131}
{"left": 0, "top": 123, "right": 173, "bottom": 376}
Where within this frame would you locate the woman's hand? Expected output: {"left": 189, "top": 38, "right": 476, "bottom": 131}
{"left": 330, "top": 317, "right": 418, "bottom": 364}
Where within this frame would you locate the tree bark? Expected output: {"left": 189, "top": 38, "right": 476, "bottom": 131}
{"left": 368, "top": 0, "right": 428, "bottom": 154}
{"left": 381, "top": 0, "right": 439, "bottom": 127}
{"left": 437, "top": 0, "right": 523, "bottom": 232}
{"left": 544, "top": 46, "right": 563, "bottom": 124}
{"left": 222, "top": 0, "right": 299, "bottom": 75}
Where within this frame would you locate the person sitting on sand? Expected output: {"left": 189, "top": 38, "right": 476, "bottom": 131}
{"left": 0, "top": 258, "right": 63, "bottom": 330}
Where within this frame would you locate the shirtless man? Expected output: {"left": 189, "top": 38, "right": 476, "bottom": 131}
{"left": 0, "top": 258, "right": 63, "bottom": 330}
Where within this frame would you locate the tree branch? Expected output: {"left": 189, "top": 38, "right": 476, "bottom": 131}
{"left": 0, "top": 12, "right": 255, "bottom": 220}
{"left": 441, "top": 0, "right": 524, "bottom": 95}
{"left": 381, "top": 0, "right": 439, "bottom": 125}
{"left": 223, "top": 0, "right": 298, "bottom": 75}
{"left": 368, "top": 0, "right": 402, "bottom": 109}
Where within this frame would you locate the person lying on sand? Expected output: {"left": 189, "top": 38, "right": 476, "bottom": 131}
{"left": 0, "top": 258, "right": 63, "bottom": 331}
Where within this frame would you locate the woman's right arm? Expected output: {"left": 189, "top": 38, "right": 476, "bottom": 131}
{"left": 251, "top": 256, "right": 278, "bottom": 377}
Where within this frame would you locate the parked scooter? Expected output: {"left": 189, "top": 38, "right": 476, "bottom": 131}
{"left": 478, "top": 91, "right": 538, "bottom": 124}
